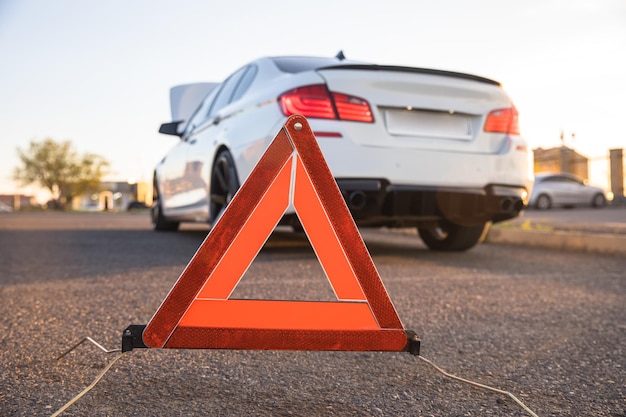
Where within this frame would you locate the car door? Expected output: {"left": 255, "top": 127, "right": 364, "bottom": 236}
{"left": 158, "top": 138, "right": 189, "bottom": 211}
{"left": 568, "top": 176, "right": 592, "bottom": 205}
{"left": 183, "top": 66, "right": 253, "bottom": 219}
{"left": 160, "top": 88, "right": 220, "bottom": 216}
{"left": 561, "top": 176, "right": 585, "bottom": 205}
{"left": 540, "top": 176, "right": 565, "bottom": 205}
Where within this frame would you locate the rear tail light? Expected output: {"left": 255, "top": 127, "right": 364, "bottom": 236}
{"left": 332, "top": 93, "right": 373, "bottom": 123}
{"left": 484, "top": 106, "right": 520, "bottom": 135}
{"left": 279, "top": 84, "right": 373, "bottom": 123}
{"left": 278, "top": 85, "right": 336, "bottom": 119}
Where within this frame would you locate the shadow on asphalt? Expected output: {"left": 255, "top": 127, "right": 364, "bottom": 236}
{"left": 3, "top": 224, "right": 616, "bottom": 286}
{"left": 0, "top": 226, "right": 435, "bottom": 285}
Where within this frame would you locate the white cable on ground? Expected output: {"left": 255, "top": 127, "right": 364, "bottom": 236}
{"left": 49, "top": 339, "right": 539, "bottom": 416}
{"left": 418, "top": 355, "right": 539, "bottom": 417}
{"left": 50, "top": 352, "right": 126, "bottom": 417}
{"left": 56, "top": 337, "right": 121, "bottom": 360}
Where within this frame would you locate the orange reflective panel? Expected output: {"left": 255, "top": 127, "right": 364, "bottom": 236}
{"left": 179, "top": 300, "right": 378, "bottom": 330}
{"left": 142, "top": 115, "right": 410, "bottom": 352}
{"left": 196, "top": 157, "right": 292, "bottom": 299}
{"left": 293, "top": 156, "right": 366, "bottom": 301}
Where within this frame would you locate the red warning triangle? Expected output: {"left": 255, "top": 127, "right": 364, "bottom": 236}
{"left": 143, "top": 115, "right": 410, "bottom": 351}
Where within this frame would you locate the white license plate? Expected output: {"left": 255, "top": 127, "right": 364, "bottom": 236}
{"left": 384, "top": 109, "right": 473, "bottom": 140}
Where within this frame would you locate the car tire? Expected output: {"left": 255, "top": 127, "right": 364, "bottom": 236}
{"left": 151, "top": 194, "right": 180, "bottom": 231}
{"left": 417, "top": 221, "right": 487, "bottom": 252}
{"left": 535, "top": 194, "right": 552, "bottom": 210}
{"left": 592, "top": 193, "right": 606, "bottom": 208}
{"left": 210, "top": 149, "right": 240, "bottom": 224}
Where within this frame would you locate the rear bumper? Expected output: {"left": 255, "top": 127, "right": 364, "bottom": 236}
{"left": 334, "top": 179, "right": 527, "bottom": 227}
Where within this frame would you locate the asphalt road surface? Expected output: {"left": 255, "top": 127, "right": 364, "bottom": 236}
{"left": 1, "top": 212, "right": 624, "bottom": 416}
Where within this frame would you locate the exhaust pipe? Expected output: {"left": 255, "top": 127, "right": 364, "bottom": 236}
{"left": 499, "top": 197, "right": 524, "bottom": 213}
{"left": 499, "top": 198, "right": 514, "bottom": 213}
{"left": 348, "top": 191, "right": 367, "bottom": 211}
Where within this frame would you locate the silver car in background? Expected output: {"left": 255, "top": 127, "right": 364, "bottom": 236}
{"left": 529, "top": 173, "right": 609, "bottom": 209}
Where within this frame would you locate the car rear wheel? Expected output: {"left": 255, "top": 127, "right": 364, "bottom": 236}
{"left": 535, "top": 194, "right": 552, "bottom": 210}
{"left": 417, "top": 221, "right": 487, "bottom": 251}
{"left": 151, "top": 194, "right": 180, "bottom": 231}
{"left": 210, "top": 149, "right": 240, "bottom": 224}
{"left": 592, "top": 193, "right": 606, "bottom": 208}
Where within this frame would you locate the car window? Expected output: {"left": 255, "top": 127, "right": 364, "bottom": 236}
{"left": 230, "top": 65, "right": 258, "bottom": 103}
{"left": 184, "top": 86, "right": 220, "bottom": 136}
{"left": 207, "top": 66, "right": 248, "bottom": 118}
{"left": 271, "top": 57, "right": 352, "bottom": 73}
{"left": 541, "top": 175, "right": 583, "bottom": 185}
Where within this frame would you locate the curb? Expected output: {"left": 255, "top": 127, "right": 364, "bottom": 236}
{"left": 485, "top": 227, "right": 626, "bottom": 256}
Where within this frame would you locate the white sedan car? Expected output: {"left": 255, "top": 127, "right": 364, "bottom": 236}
{"left": 529, "top": 173, "right": 608, "bottom": 209}
{"left": 152, "top": 54, "right": 531, "bottom": 251}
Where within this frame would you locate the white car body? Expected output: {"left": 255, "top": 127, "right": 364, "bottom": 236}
{"left": 152, "top": 55, "right": 531, "bottom": 251}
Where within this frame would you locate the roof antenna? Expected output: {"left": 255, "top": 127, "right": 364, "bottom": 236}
{"left": 335, "top": 50, "right": 346, "bottom": 61}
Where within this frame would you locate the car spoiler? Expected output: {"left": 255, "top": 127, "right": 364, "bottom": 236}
{"left": 317, "top": 64, "right": 501, "bottom": 87}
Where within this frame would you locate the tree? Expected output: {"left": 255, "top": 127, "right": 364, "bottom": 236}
{"left": 13, "top": 138, "right": 110, "bottom": 209}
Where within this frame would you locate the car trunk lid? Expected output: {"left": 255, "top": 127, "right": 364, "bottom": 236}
{"left": 316, "top": 65, "right": 515, "bottom": 154}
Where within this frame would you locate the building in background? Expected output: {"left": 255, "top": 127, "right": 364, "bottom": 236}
{"left": 533, "top": 146, "right": 589, "bottom": 180}
{"left": 609, "top": 148, "right": 625, "bottom": 204}
{"left": 71, "top": 180, "right": 151, "bottom": 211}
{"left": 0, "top": 194, "right": 35, "bottom": 211}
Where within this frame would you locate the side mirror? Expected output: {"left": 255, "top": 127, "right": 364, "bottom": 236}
{"left": 158, "top": 121, "right": 184, "bottom": 136}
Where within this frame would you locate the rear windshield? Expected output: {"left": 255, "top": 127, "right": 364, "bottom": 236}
{"left": 271, "top": 57, "right": 359, "bottom": 73}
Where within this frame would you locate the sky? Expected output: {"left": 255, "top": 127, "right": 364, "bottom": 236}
{"left": 1, "top": 0, "right": 625, "bottom": 200}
